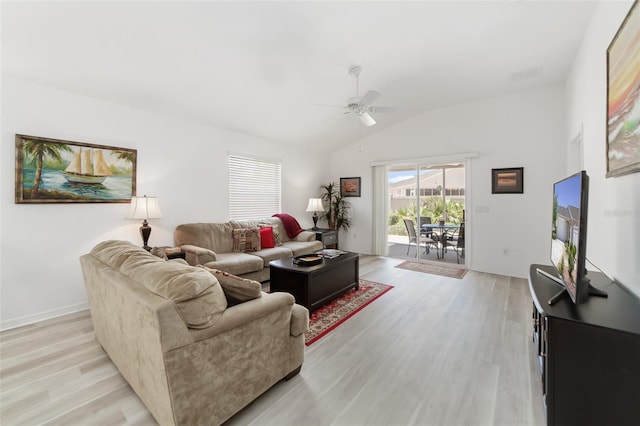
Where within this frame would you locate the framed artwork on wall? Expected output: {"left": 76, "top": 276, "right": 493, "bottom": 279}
{"left": 340, "top": 177, "right": 361, "bottom": 197}
{"left": 606, "top": 0, "right": 640, "bottom": 177}
{"left": 15, "top": 134, "right": 137, "bottom": 203}
{"left": 491, "top": 167, "right": 523, "bottom": 194}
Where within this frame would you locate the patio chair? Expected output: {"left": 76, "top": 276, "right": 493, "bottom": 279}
{"left": 445, "top": 222, "right": 465, "bottom": 263}
{"left": 403, "top": 219, "right": 437, "bottom": 258}
{"left": 419, "top": 216, "right": 434, "bottom": 239}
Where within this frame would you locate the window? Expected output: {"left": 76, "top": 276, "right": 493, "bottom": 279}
{"left": 228, "top": 154, "right": 281, "bottom": 220}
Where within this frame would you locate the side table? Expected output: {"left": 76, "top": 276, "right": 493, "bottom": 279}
{"left": 307, "top": 228, "right": 338, "bottom": 249}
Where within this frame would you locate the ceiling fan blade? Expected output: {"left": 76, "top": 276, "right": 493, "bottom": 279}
{"left": 314, "top": 103, "right": 348, "bottom": 109}
{"left": 320, "top": 111, "right": 352, "bottom": 123}
{"left": 360, "top": 112, "right": 376, "bottom": 127}
{"left": 370, "top": 106, "right": 397, "bottom": 113}
{"left": 320, "top": 111, "right": 351, "bottom": 123}
{"left": 359, "top": 90, "right": 381, "bottom": 106}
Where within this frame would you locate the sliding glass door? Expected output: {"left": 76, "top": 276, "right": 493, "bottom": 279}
{"left": 387, "top": 163, "right": 465, "bottom": 263}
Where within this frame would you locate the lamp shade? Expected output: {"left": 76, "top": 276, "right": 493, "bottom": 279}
{"left": 127, "top": 195, "right": 162, "bottom": 220}
{"left": 305, "top": 198, "right": 324, "bottom": 212}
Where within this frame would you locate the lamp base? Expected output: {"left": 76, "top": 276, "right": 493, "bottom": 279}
{"left": 140, "top": 220, "right": 152, "bottom": 251}
{"left": 312, "top": 213, "right": 319, "bottom": 230}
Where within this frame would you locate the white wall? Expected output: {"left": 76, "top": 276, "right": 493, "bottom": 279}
{"left": 0, "top": 77, "right": 329, "bottom": 329}
{"left": 329, "top": 86, "right": 567, "bottom": 279}
{"left": 566, "top": 0, "right": 640, "bottom": 296}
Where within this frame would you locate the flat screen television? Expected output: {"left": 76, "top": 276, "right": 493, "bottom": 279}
{"left": 538, "top": 170, "right": 607, "bottom": 305}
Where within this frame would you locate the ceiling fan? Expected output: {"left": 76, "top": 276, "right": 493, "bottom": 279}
{"left": 319, "top": 66, "right": 396, "bottom": 127}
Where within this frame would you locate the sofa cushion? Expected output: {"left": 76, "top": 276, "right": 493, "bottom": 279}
{"left": 281, "top": 240, "right": 323, "bottom": 256}
{"left": 201, "top": 267, "right": 262, "bottom": 303}
{"left": 90, "top": 240, "right": 143, "bottom": 269}
{"left": 122, "top": 256, "right": 227, "bottom": 329}
{"left": 251, "top": 246, "right": 294, "bottom": 267}
{"left": 232, "top": 228, "right": 261, "bottom": 253}
{"left": 92, "top": 240, "right": 227, "bottom": 329}
{"left": 201, "top": 252, "right": 265, "bottom": 276}
{"left": 175, "top": 222, "right": 234, "bottom": 253}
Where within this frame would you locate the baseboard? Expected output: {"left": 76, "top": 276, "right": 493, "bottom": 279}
{"left": 1, "top": 302, "right": 89, "bottom": 332}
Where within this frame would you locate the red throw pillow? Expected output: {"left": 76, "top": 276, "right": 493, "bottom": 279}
{"left": 259, "top": 227, "right": 275, "bottom": 249}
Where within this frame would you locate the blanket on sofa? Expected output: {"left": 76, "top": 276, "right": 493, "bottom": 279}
{"left": 272, "top": 213, "right": 304, "bottom": 238}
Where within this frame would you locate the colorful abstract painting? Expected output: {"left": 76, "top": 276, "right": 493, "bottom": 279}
{"left": 607, "top": 1, "right": 640, "bottom": 177}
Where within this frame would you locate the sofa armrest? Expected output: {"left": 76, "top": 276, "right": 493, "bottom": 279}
{"left": 294, "top": 231, "right": 317, "bottom": 242}
{"left": 180, "top": 244, "right": 216, "bottom": 265}
{"left": 188, "top": 292, "right": 297, "bottom": 342}
{"left": 290, "top": 304, "right": 309, "bottom": 337}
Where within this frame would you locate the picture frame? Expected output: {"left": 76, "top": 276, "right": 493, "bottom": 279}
{"left": 340, "top": 177, "right": 361, "bottom": 197}
{"left": 606, "top": 0, "right": 640, "bottom": 177}
{"left": 15, "top": 134, "right": 137, "bottom": 204}
{"left": 492, "top": 167, "right": 523, "bottom": 194}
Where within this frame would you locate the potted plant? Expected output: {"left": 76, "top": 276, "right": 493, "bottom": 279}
{"left": 319, "top": 182, "right": 352, "bottom": 232}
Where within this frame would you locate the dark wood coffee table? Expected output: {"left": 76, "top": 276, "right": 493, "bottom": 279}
{"left": 269, "top": 252, "right": 359, "bottom": 311}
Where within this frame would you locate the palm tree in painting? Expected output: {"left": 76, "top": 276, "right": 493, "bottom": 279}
{"left": 114, "top": 150, "right": 135, "bottom": 165}
{"left": 22, "top": 139, "right": 72, "bottom": 196}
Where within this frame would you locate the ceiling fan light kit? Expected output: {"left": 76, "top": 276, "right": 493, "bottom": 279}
{"left": 359, "top": 112, "right": 376, "bottom": 127}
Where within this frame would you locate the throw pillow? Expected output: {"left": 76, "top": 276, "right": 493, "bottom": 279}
{"left": 201, "top": 267, "right": 262, "bottom": 303}
{"left": 232, "top": 228, "right": 261, "bottom": 253}
{"left": 260, "top": 222, "right": 282, "bottom": 246}
{"left": 272, "top": 223, "right": 283, "bottom": 245}
{"left": 259, "top": 226, "right": 275, "bottom": 249}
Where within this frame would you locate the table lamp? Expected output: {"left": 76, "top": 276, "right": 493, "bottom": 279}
{"left": 127, "top": 195, "right": 162, "bottom": 251}
{"left": 305, "top": 198, "right": 324, "bottom": 230}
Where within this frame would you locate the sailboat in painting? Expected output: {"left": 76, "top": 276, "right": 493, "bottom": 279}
{"left": 63, "top": 148, "right": 112, "bottom": 184}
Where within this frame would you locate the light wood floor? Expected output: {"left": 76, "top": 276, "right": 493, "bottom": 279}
{"left": 0, "top": 256, "right": 546, "bottom": 426}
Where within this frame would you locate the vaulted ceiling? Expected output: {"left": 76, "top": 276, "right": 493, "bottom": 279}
{"left": 2, "top": 1, "right": 598, "bottom": 150}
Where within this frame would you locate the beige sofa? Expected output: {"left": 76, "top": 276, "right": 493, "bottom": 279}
{"left": 80, "top": 240, "right": 308, "bottom": 426}
{"left": 174, "top": 217, "right": 323, "bottom": 282}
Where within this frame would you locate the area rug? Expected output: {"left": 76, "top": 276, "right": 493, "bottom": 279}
{"left": 305, "top": 279, "right": 393, "bottom": 346}
{"left": 394, "top": 261, "right": 467, "bottom": 279}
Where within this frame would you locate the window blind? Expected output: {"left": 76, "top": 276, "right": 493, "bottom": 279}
{"left": 228, "top": 154, "right": 281, "bottom": 220}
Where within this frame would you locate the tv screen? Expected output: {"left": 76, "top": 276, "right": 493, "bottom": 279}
{"left": 550, "top": 171, "right": 589, "bottom": 303}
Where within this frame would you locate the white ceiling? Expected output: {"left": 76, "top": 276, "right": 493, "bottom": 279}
{"left": 1, "top": 1, "right": 598, "bottom": 150}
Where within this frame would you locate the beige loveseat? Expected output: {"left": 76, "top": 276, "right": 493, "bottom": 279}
{"left": 80, "top": 240, "right": 308, "bottom": 426}
{"left": 174, "top": 217, "right": 323, "bottom": 282}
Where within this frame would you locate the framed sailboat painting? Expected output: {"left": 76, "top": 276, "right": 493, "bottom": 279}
{"left": 15, "top": 134, "right": 137, "bottom": 203}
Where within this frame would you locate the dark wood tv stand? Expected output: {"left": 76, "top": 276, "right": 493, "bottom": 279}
{"left": 528, "top": 264, "right": 640, "bottom": 426}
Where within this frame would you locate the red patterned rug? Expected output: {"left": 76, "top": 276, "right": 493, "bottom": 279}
{"left": 305, "top": 279, "right": 393, "bottom": 346}
{"left": 395, "top": 261, "right": 467, "bottom": 279}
